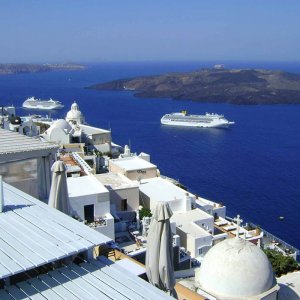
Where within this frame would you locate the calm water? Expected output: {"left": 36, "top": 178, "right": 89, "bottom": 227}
{"left": 1, "top": 61, "right": 300, "bottom": 249}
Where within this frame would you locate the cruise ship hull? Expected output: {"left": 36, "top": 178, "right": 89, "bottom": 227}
{"left": 160, "top": 112, "right": 235, "bottom": 128}
{"left": 23, "top": 104, "right": 64, "bottom": 110}
{"left": 22, "top": 97, "right": 64, "bottom": 110}
{"left": 161, "top": 120, "right": 234, "bottom": 128}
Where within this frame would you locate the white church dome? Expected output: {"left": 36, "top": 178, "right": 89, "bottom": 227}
{"left": 66, "top": 109, "right": 82, "bottom": 119}
{"left": 71, "top": 102, "right": 79, "bottom": 110}
{"left": 196, "top": 238, "right": 276, "bottom": 299}
{"left": 66, "top": 101, "right": 84, "bottom": 124}
{"left": 47, "top": 119, "right": 72, "bottom": 134}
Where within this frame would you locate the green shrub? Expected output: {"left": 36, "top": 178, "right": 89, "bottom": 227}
{"left": 264, "top": 249, "right": 300, "bottom": 277}
{"left": 139, "top": 207, "right": 152, "bottom": 219}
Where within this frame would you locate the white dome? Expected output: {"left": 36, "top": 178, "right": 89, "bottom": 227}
{"left": 66, "top": 110, "right": 83, "bottom": 119}
{"left": 71, "top": 102, "right": 79, "bottom": 110}
{"left": 66, "top": 101, "right": 84, "bottom": 124}
{"left": 196, "top": 238, "right": 276, "bottom": 299}
{"left": 47, "top": 119, "right": 72, "bottom": 134}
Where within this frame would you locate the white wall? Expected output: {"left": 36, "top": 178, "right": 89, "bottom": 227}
{"left": 177, "top": 228, "right": 188, "bottom": 250}
{"left": 83, "top": 132, "right": 112, "bottom": 151}
{"left": 69, "top": 191, "right": 110, "bottom": 221}
{"left": 48, "top": 127, "right": 70, "bottom": 144}
{"left": 195, "top": 199, "right": 213, "bottom": 214}
{"left": 93, "top": 213, "right": 115, "bottom": 240}
{"left": 187, "top": 234, "right": 213, "bottom": 258}
{"left": 213, "top": 206, "right": 226, "bottom": 219}
{"left": 150, "top": 198, "right": 191, "bottom": 213}
{"left": 93, "top": 143, "right": 111, "bottom": 153}
{"left": 126, "top": 168, "right": 157, "bottom": 181}
{"left": 109, "top": 162, "right": 157, "bottom": 181}
{"left": 194, "top": 216, "right": 214, "bottom": 234}
{"left": 109, "top": 187, "right": 139, "bottom": 212}
{"left": 140, "top": 192, "right": 151, "bottom": 210}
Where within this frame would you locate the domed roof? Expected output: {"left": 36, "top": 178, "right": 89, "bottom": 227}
{"left": 47, "top": 119, "right": 72, "bottom": 134}
{"left": 196, "top": 238, "right": 276, "bottom": 299}
{"left": 66, "top": 109, "right": 83, "bottom": 119}
{"left": 66, "top": 101, "right": 84, "bottom": 122}
{"left": 71, "top": 102, "right": 79, "bottom": 110}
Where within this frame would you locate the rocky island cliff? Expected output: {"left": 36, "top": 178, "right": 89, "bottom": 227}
{"left": 87, "top": 68, "right": 300, "bottom": 104}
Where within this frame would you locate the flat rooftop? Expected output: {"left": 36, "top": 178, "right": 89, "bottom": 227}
{"left": 67, "top": 175, "right": 109, "bottom": 197}
{"left": 0, "top": 182, "right": 111, "bottom": 280}
{"left": 95, "top": 173, "right": 138, "bottom": 190}
{"left": 80, "top": 124, "right": 110, "bottom": 135}
{"left": 139, "top": 177, "right": 193, "bottom": 202}
{"left": 110, "top": 156, "right": 157, "bottom": 171}
{"left": 180, "top": 222, "right": 211, "bottom": 238}
{"left": 60, "top": 154, "right": 83, "bottom": 175}
{"left": 173, "top": 208, "right": 212, "bottom": 222}
{"left": 172, "top": 209, "right": 213, "bottom": 238}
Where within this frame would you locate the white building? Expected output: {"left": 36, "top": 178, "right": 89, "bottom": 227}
{"left": 139, "top": 177, "right": 193, "bottom": 212}
{"left": 139, "top": 177, "right": 229, "bottom": 259}
{"left": 2, "top": 115, "right": 40, "bottom": 137}
{"left": 67, "top": 175, "right": 115, "bottom": 240}
{"left": 95, "top": 172, "right": 139, "bottom": 215}
{"left": 80, "top": 124, "right": 111, "bottom": 153}
{"left": 43, "top": 120, "right": 112, "bottom": 153}
{"left": 171, "top": 209, "right": 216, "bottom": 259}
{"left": 0, "top": 181, "right": 171, "bottom": 300}
{"left": 0, "top": 128, "right": 58, "bottom": 201}
{"left": 42, "top": 102, "right": 111, "bottom": 154}
{"left": 109, "top": 156, "right": 158, "bottom": 181}
{"left": 195, "top": 195, "right": 226, "bottom": 219}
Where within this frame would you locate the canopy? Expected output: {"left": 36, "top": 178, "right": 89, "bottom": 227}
{"left": 48, "top": 160, "right": 70, "bottom": 214}
{"left": 146, "top": 202, "right": 177, "bottom": 297}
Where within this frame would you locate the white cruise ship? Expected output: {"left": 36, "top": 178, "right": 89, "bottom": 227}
{"left": 161, "top": 111, "right": 235, "bottom": 128}
{"left": 22, "top": 97, "right": 64, "bottom": 110}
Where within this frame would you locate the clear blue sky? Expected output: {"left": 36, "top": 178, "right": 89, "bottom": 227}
{"left": 0, "top": 0, "right": 299, "bottom": 63}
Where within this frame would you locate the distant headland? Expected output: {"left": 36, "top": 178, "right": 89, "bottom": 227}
{"left": 87, "top": 68, "right": 300, "bottom": 104}
{"left": 0, "top": 63, "right": 85, "bottom": 75}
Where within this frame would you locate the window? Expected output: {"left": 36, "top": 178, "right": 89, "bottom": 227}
{"left": 0, "top": 158, "right": 39, "bottom": 198}
{"left": 121, "top": 199, "right": 128, "bottom": 211}
{"left": 84, "top": 204, "right": 94, "bottom": 223}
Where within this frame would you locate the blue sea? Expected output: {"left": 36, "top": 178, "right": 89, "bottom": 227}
{"left": 1, "top": 61, "right": 299, "bottom": 250}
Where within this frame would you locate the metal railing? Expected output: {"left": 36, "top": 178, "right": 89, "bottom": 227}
{"left": 248, "top": 222, "right": 299, "bottom": 259}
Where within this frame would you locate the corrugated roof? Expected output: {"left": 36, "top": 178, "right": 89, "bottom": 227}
{"left": 0, "top": 258, "right": 172, "bottom": 299}
{"left": 0, "top": 183, "right": 111, "bottom": 280}
{"left": 0, "top": 128, "right": 58, "bottom": 155}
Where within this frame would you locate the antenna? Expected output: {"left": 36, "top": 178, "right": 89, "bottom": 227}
{"left": 129, "top": 138, "right": 132, "bottom": 151}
